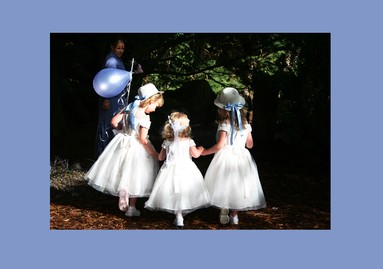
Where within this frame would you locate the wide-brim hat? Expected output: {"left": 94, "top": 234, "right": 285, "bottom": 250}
{"left": 137, "top": 83, "right": 163, "bottom": 100}
{"left": 214, "top": 87, "right": 246, "bottom": 110}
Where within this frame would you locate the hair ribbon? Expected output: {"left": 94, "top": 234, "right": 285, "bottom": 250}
{"left": 224, "top": 102, "right": 244, "bottom": 145}
{"left": 125, "top": 95, "right": 145, "bottom": 128}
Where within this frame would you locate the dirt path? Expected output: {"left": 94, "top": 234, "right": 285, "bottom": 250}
{"left": 50, "top": 123, "right": 330, "bottom": 230}
{"left": 50, "top": 154, "right": 330, "bottom": 230}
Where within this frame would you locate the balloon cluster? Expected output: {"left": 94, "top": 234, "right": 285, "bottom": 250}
{"left": 93, "top": 68, "right": 132, "bottom": 98}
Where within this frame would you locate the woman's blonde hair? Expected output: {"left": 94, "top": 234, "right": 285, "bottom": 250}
{"left": 139, "top": 93, "right": 164, "bottom": 108}
{"left": 161, "top": 112, "right": 192, "bottom": 140}
{"left": 216, "top": 107, "right": 248, "bottom": 130}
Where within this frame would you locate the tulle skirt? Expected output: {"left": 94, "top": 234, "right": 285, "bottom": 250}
{"left": 204, "top": 146, "right": 266, "bottom": 210}
{"left": 85, "top": 132, "right": 159, "bottom": 197}
{"left": 145, "top": 161, "right": 210, "bottom": 215}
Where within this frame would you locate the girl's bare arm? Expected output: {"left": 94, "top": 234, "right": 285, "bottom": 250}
{"left": 245, "top": 132, "right": 253, "bottom": 149}
{"left": 190, "top": 145, "right": 204, "bottom": 158}
{"left": 139, "top": 126, "right": 159, "bottom": 159}
{"left": 111, "top": 111, "right": 124, "bottom": 128}
{"left": 158, "top": 148, "right": 166, "bottom": 161}
{"left": 201, "top": 131, "right": 227, "bottom": 156}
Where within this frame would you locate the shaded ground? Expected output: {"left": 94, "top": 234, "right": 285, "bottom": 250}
{"left": 50, "top": 123, "right": 330, "bottom": 230}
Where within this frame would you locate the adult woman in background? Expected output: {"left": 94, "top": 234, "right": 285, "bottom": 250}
{"left": 95, "top": 40, "right": 126, "bottom": 159}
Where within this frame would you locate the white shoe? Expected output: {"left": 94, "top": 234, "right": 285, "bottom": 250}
{"left": 230, "top": 215, "right": 239, "bottom": 225}
{"left": 219, "top": 208, "right": 230, "bottom": 224}
{"left": 125, "top": 207, "right": 141, "bottom": 217}
{"left": 174, "top": 215, "right": 184, "bottom": 227}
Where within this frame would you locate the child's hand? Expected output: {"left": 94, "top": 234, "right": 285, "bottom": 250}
{"left": 190, "top": 146, "right": 205, "bottom": 158}
{"left": 200, "top": 147, "right": 208, "bottom": 156}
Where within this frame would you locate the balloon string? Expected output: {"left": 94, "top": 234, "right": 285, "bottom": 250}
{"left": 125, "top": 58, "right": 134, "bottom": 106}
{"left": 117, "top": 88, "right": 128, "bottom": 108}
{"left": 99, "top": 132, "right": 108, "bottom": 142}
{"left": 116, "top": 58, "right": 134, "bottom": 112}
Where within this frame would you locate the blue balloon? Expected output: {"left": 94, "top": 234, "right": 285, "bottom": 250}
{"left": 93, "top": 68, "right": 132, "bottom": 98}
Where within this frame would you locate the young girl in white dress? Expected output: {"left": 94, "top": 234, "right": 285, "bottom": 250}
{"left": 145, "top": 112, "right": 210, "bottom": 228}
{"left": 201, "top": 87, "right": 266, "bottom": 225}
{"left": 85, "top": 83, "right": 164, "bottom": 217}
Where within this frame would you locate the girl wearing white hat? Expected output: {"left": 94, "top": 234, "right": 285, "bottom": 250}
{"left": 201, "top": 87, "right": 266, "bottom": 225}
{"left": 85, "top": 83, "right": 164, "bottom": 217}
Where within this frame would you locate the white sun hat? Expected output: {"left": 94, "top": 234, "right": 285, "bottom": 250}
{"left": 214, "top": 87, "right": 246, "bottom": 110}
{"left": 137, "top": 83, "right": 163, "bottom": 100}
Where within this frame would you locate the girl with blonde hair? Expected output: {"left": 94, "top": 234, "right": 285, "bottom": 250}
{"left": 85, "top": 83, "right": 164, "bottom": 217}
{"left": 145, "top": 112, "right": 210, "bottom": 228}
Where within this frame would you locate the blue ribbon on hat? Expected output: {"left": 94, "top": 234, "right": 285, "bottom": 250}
{"left": 224, "top": 102, "right": 244, "bottom": 145}
{"left": 125, "top": 95, "right": 145, "bottom": 129}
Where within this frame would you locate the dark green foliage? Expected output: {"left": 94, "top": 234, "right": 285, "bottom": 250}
{"left": 50, "top": 33, "right": 330, "bottom": 160}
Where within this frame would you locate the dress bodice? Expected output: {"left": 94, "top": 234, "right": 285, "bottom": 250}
{"left": 218, "top": 122, "right": 251, "bottom": 147}
{"left": 162, "top": 139, "right": 196, "bottom": 164}
{"left": 121, "top": 109, "right": 151, "bottom": 136}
